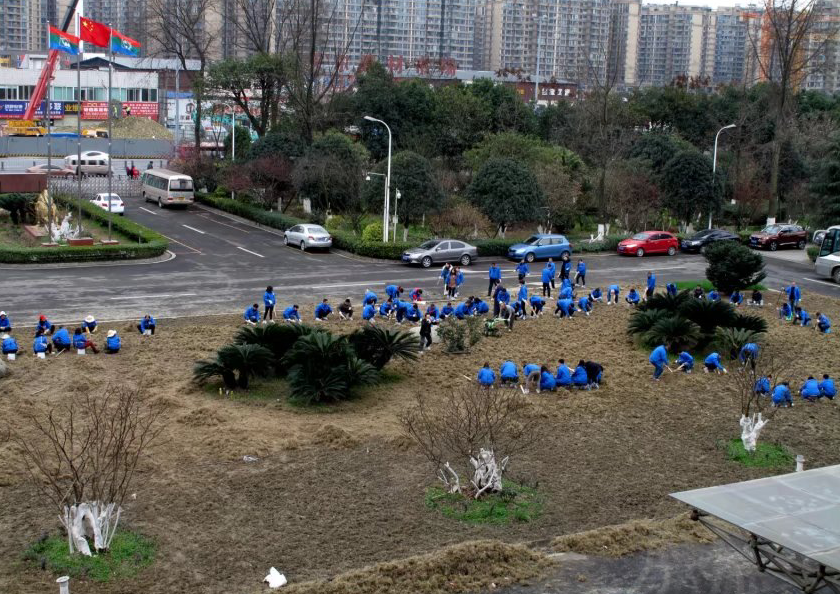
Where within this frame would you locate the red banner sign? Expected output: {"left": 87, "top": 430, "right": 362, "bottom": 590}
{"left": 81, "top": 101, "right": 158, "bottom": 120}
{"left": 81, "top": 101, "right": 109, "bottom": 120}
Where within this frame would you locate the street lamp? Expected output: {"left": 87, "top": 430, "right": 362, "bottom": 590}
{"left": 709, "top": 123, "right": 736, "bottom": 229}
{"left": 392, "top": 189, "right": 401, "bottom": 242}
{"left": 224, "top": 103, "right": 236, "bottom": 201}
{"left": 363, "top": 115, "right": 391, "bottom": 242}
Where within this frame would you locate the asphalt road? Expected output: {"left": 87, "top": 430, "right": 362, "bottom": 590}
{"left": 1, "top": 193, "right": 838, "bottom": 325}
{"left": 0, "top": 156, "right": 167, "bottom": 175}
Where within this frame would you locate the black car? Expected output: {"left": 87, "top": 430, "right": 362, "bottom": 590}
{"left": 680, "top": 228, "right": 740, "bottom": 253}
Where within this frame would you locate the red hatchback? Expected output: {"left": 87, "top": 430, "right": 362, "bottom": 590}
{"left": 617, "top": 231, "right": 680, "bottom": 257}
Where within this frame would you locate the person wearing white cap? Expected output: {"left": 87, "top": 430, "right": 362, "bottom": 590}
{"left": 82, "top": 315, "right": 98, "bottom": 334}
{"left": 104, "top": 329, "right": 121, "bottom": 354}
{"left": 0, "top": 311, "right": 10, "bottom": 332}
{"left": 1, "top": 333, "right": 18, "bottom": 356}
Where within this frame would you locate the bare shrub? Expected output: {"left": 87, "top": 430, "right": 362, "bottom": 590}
{"left": 429, "top": 200, "right": 493, "bottom": 239}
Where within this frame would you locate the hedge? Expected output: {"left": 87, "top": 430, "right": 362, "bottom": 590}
{"left": 331, "top": 230, "right": 413, "bottom": 259}
{"left": 0, "top": 196, "right": 168, "bottom": 264}
{"left": 196, "top": 193, "right": 305, "bottom": 230}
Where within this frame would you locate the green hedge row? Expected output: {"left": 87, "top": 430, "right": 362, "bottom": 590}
{"left": 196, "top": 194, "right": 305, "bottom": 230}
{"left": 0, "top": 196, "right": 168, "bottom": 264}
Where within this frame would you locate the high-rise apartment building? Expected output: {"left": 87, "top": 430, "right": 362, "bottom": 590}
{"left": 635, "top": 4, "right": 714, "bottom": 86}
{"left": 608, "top": 0, "right": 639, "bottom": 85}
{"left": 708, "top": 6, "right": 762, "bottom": 86}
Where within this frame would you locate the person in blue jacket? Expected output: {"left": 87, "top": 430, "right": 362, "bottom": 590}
{"left": 37, "top": 314, "right": 54, "bottom": 335}
{"left": 477, "top": 362, "right": 496, "bottom": 387}
{"left": 540, "top": 366, "right": 557, "bottom": 391}
{"left": 314, "top": 299, "right": 332, "bottom": 321}
{"left": 625, "top": 287, "right": 641, "bottom": 306}
{"left": 730, "top": 291, "right": 743, "bottom": 307}
{"left": 363, "top": 290, "right": 378, "bottom": 306}
{"left": 378, "top": 299, "right": 393, "bottom": 319}
{"left": 522, "top": 362, "right": 541, "bottom": 393}
{"left": 708, "top": 290, "right": 720, "bottom": 302}
{"left": 283, "top": 304, "right": 301, "bottom": 323}
{"left": 739, "top": 342, "right": 759, "bottom": 370}
{"left": 607, "top": 284, "right": 620, "bottom": 305}
{"left": 589, "top": 287, "right": 603, "bottom": 302}
{"left": 454, "top": 267, "right": 465, "bottom": 296}
{"left": 1, "top": 333, "right": 18, "bottom": 355}
{"left": 138, "top": 315, "right": 156, "bottom": 335}
{"left": 800, "top": 376, "right": 821, "bottom": 402}
{"left": 244, "top": 303, "right": 261, "bottom": 325}
{"left": 440, "top": 263, "right": 452, "bottom": 296}
{"left": 555, "top": 359, "right": 572, "bottom": 387}
{"left": 426, "top": 303, "right": 440, "bottom": 322}
{"left": 754, "top": 374, "right": 771, "bottom": 396}
{"left": 33, "top": 330, "right": 52, "bottom": 355}
{"left": 666, "top": 283, "right": 677, "bottom": 297}
{"left": 488, "top": 263, "right": 502, "bottom": 296}
{"left": 406, "top": 304, "right": 421, "bottom": 323}
{"left": 0, "top": 311, "right": 10, "bottom": 332}
{"left": 779, "top": 302, "right": 793, "bottom": 320}
{"left": 72, "top": 327, "right": 99, "bottom": 354}
{"left": 104, "top": 329, "right": 121, "bottom": 354}
{"left": 816, "top": 312, "right": 831, "bottom": 333}
{"left": 385, "top": 285, "right": 403, "bottom": 300}
{"left": 649, "top": 344, "right": 669, "bottom": 380}
{"left": 645, "top": 272, "right": 656, "bottom": 301}
{"left": 454, "top": 300, "right": 471, "bottom": 320}
{"left": 772, "top": 382, "right": 792, "bottom": 407}
{"left": 795, "top": 306, "right": 811, "bottom": 327}
{"left": 704, "top": 352, "right": 727, "bottom": 374}
{"left": 674, "top": 351, "right": 694, "bottom": 373}
{"left": 571, "top": 360, "right": 589, "bottom": 388}
{"left": 82, "top": 315, "right": 98, "bottom": 334}
{"left": 547, "top": 258, "right": 557, "bottom": 289}
{"left": 555, "top": 297, "right": 574, "bottom": 318}
{"left": 577, "top": 296, "right": 592, "bottom": 316}
{"left": 786, "top": 282, "right": 801, "bottom": 307}
{"left": 516, "top": 259, "right": 529, "bottom": 282}
{"left": 362, "top": 303, "right": 376, "bottom": 321}
{"left": 530, "top": 295, "right": 545, "bottom": 316}
{"left": 410, "top": 288, "right": 423, "bottom": 302}
{"left": 440, "top": 302, "right": 454, "bottom": 319}
{"left": 575, "top": 259, "right": 586, "bottom": 287}
{"left": 561, "top": 258, "right": 572, "bottom": 282}
{"left": 493, "top": 285, "right": 510, "bottom": 317}
{"left": 394, "top": 299, "right": 410, "bottom": 323}
{"left": 473, "top": 297, "right": 490, "bottom": 315}
{"left": 558, "top": 284, "right": 574, "bottom": 300}
{"left": 500, "top": 360, "right": 518, "bottom": 386}
{"left": 819, "top": 374, "right": 836, "bottom": 399}
{"left": 541, "top": 264, "right": 554, "bottom": 298}
{"left": 263, "top": 286, "right": 277, "bottom": 321}
{"left": 516, "top": 281, "right": 528, "bottom": 313}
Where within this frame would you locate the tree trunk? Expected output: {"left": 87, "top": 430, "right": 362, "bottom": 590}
{"left": 61, "top": 502, "right": 121, "bottom": 556}
{"left": 739, "top": 413, "right": 768, "bottom": 453}
{"left": 469, "top": 448, "right": 508, "bottom": 499}
{"left": 768, "top": 135, "right": 781, "bottom": 224}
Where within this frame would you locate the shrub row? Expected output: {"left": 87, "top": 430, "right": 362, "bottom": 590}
{"left": 195, "top": 193, "right": 305, "bottom": 230}
{"left": 0, "top": 196, "right": 168, "bottom": 264}
{"left": 330, "top": 230, "right": 414, "bottom": 260}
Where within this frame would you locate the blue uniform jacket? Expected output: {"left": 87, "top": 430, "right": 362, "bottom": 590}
{"left": 140, "top": 317, "right": 156, "bottom": 331}
{"left": 489, "top": 265, "right": 501, "bottom": 280}
{"left": 666, "top": 283, "right": 677, "bottom": 296}
{"left": 780, "top": 303, "right": 792, "bottom": 317}
{"left": 541, "top": 267, "right": 553, "bottom": 283}
{"left": 678, "top": 352, "right": 694, "bottom": 367}
{"left": 801, "top": 379, "right": 821, "bottom": 397}
{"left": 787, "top": 286, "right": 801, "bottom": 301}
{"left": 38, "top": 320, "right": 52, "bottom": 333}
{"left": 647, "top": 274, "right": 656, "bottom": 290}
{"left": 497, "top": 289, "right": 510, "bottom": 304}
{"left": 263, "top": 291, "right": 276, "bottom": 307}
{"left": 755, "top": 377, "right": 770, "bottom": 393}
{"left": 315, "top": 303, "right": 332, "bottom": 318}
{"left": 516, "top": 262, "right": 529, "bottom": 276}
{"left": 556, "top": 364, "right": 572, "bottom": 385}
{"left": 540, "top": 371, "right": 556, "bottom": 390}
{"left": 440, "top": 305, "right": 454, "bottom": 317}
{"left": 609, "top": 284, "right": 620, "bottom": 295}
{"left": 244, "top": 306, "right": 261, "bottom": 323}
{"left": 475, "top": 300, "right": 490, "bottom": 314}
{"left": 426, "top": 305, "right": 439, "bottom": 320}
{"left": 1, "top": 337, "right": 18, "bottom": 353}
{"left": 557, "top": 298, "right": 573, "bottom": 314}
{"left": 649, "top": 346, "right": 668, "bottom": 366}
{"left": 517, "top": 285, "right": 528, "bottom": 302}
{"left": 53, "top": 328, "right": 71, "bottom": 347}
{"left": 577, "top": 262, "right": 586, "bottom": 274}
{"left": 385, "top": 285, "right": 401, "bottom": 299}
{"left": 820, "top": 378, "right": 836, "bottom": 397}
{"left": 571, "top": 365, "right": 588, "bottom": 385}
{"left": 819, "top": 314, "right": 831, "bottom": 328}
{"left": 708, "top": 291, "right": 720, "bottom": 302}
{"left": 705, "top": 353, "right": 722, "bottom": 368}
{"left": 82, "top": 320, "right": 97, "bottom": 332}
{"left": 33, "top": 335, "right": 48, "bottom": 353}
{"left": 626, "top": 290, "right": 640, "bottom": 303}
{"left": 730, "top": 292, "right": 743, "bottom": 304}
{"left": 106, "top": 335, "right": 121, "bottom": 351}
{"left": 523, "top": 364, "right": 541, "bottom": 377}
{"left": 800, "top": 310, "right": 811, "bottom": 325}
{"left": 454, "top": 303, "right": 470, "bottom": 319}
{"left": 363, "top": 291, "right": 378, "bottom": 305}
{"left": 0, "top": 316, "right": 11, "bottom": 331}
{"left": 500, "top": 361, "right": 518, "bottom": 380}
{"left": 407, "top": 307, "right": 421, "bottom": 321}
{"left": 72, "top": 333, "right": 88, "bottom": 349}
{"left": 562, "top": 261, "right": 572, "bottom": 273}
{"left": 578, "top": 298, "right": 591, "bottom": 312}
{"left": 362, "top": 304, "right": 376, "bottom": 320}
{"left": 590, "top": 288, "right": 602, "bottom": 299}
{"left": 739, "top": 343, "right": 759, "bottom": 361}
{"left": 283, "top": 306, "right": 300, "bottom": 320}
{"left": 559, "top": 287, "right": 573, "bottom": 300}
{"left": 455, "top": 272, "right": 464, "bottom": 286}
{"left": 772, "top": 385, "right": 791, "bottom": 405}
{"left": 477, "top": 367, "right": 495, "bottom": 386}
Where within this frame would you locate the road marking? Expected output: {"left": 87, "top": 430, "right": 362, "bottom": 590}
{"left": 109, "top": 293, "right": 197, "bottom": 300}
{"left": 237, "top": 246, "right": 265, "bottom": 258}
{"left": 803, "top": 277, "right": 840, "bottom": 288}
{"left": 182, "top": 224, "right": 206, "bottom": 235}
{"left": 139, "top": 207, "right": 158, "bottom": 215}
{"left": 160, "top": 233, "right": 202, "bottom": 254}
{"left": 197, "top": 213, "right": 249, "bottom": 232}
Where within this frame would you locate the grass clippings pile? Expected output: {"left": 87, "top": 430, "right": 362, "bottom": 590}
{"left": 551, "top": 514, "right": 716, "bottom": 557}
{"left": 279, "top": 540, "right": 549, "bottom": 594}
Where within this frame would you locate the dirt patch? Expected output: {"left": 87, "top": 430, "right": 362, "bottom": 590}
{"left": 310, "top": 424, "right": 359, "bottom": 449}
{"left": 177, "top": 406, "right": 229, "bottom": 427}
{"left": 551, "top": 513, "right": 716, "bottom": 557}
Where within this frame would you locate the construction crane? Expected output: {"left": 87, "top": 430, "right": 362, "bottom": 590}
{"left": 22, "top": 0, "right": 82, "bottom": 121}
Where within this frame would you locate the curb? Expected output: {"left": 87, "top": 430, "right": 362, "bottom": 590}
{"left": 0, "top": 249, "right": 176, "bottom": 270}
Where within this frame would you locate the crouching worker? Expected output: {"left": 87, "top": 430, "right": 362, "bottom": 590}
{"left": 589, "top": 287, "right": 603, "bottom": 302}
{"left": 338, "top": 299, "right": 354, "bottom": 320}
{"left": 607, "top": 284, "right": 620, "bottom": 305}
{"left": 625, "top": 287, "right": 640, "bottom": 306}
{"left": 363, "top": 290, "right": 377, "bottom": 306}
{"left": 666, "top": 283, "right": 677, "bottom": 297}
{"left": 817, "top": 312, "right": 831, "bottom": 334}
{"left": 477, "top": 362, "right": 496, "bottom": 387}
{"left": 555, "top": 297, "right": 574, "bottom": 318}
{"left": 0, "top": 311, "right": 10, "bottom": 332}
{"left": 1, "top": 333, "right": 18, "bottom": 356}
{"left": 772, "top": 382, "right": 792, "bottom": 407}
{"left": 555, "top": 359, "right": 572, "bottom": 388}
{"left": 500, "top": 360, "right": 518, "bottom": 387}
{"left": 105, "top": 329, "right": 121, "bottom": 354}
{"left": 571, "top": 360, "right": 589, "bottom": 389}
{"left": 522, "top": 363, "right": 541, "bottom": 394}
{"left": 540, "top": 366, "right": 557, "bottom": 392}
{"left": 73, "top": 327, "right": 99, "bottom": 354}
{"left": 730, "top": 291, "right": 743, "bottom": 306}
{"left": 754, "top": 375, "right": 771, "bottom": 396}
{"left": 578, "top": 296, "right": 592, "bottom": 316}
{"left": 315, "top": 299, "right": 332, "bottom": 321}
{"left": 33, "top": 330, "right": 52, "bottom": 356}
{"left": 585, "top": 360, "right": 603, "bottom": 389}
{"left": 739, "top": 342, "right": 759, "bottom": 370}
{"left": 800, "top": 376, "right": 821, "bottom": 402}
{"left": 749, "top": 290, "right": 763, "bottom": 307}
{"left": 649, "top": 344, "right": 670, "bottom": 380}
{"left": 794, "top": 306, "right": 811, "bottom": 327}
{"left": 530, "top": 295, "right": 546, "bottom": 316}
{"left": 82, "top": 315, "right": 98, "bottom": 334}
{"left": 244, "top": 303, "right": 261, "bottom": 325}
{"left": 779, "top": 302, "right": 793, "bottom": 321}
{"left": 52, "top": 326, "right": 72, "bottom": 352}
{"left": 138, "top": 315, "right": 156, "bottom": 335}
{"left": 704, "top": 352, "right": 727, "bottom": 374}
{"left": 820, "top": 374, "right": 836, "bottom": 399}
{"left": 283, "top": 304, "right": 301, "bottom": 323}
{"left": 362, "top": 303, "right": 376, "bottom": 322}
{"left": 675, "top": 351, "right": 694, "bottom": 373}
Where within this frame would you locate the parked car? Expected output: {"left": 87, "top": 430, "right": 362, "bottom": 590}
{"left": 506, "top": 234, "right": 572, "bottom": 263}
{"left": 617, "top": 231, "right": 679, "bottom": 257}
{"left": 749, "top": 224, "right": 807, "bottom": 251}
{"left": 402, "top": 239, "right": 478, "bottom": 267}
{"left": 283, "top": 224, "right": 332, "bottom": 251}
{"left": 680, "top": 228, "right": 740, "bottom": 253}
{"left": 26, "top": 163, "right": 75, "bottom": 177}
{"left": 89, "top": 193, "right": 124, "bottom": 215}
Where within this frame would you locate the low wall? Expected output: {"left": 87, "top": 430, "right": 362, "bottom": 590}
{"left": 0, "top": 137, "right": 173, "bottom": 158}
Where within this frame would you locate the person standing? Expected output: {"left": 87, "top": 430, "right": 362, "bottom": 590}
{"left": 645, "top": 272, "right": 656, "bottom": 301}
{"left": 419, "top": 314, "right": 433, "bottom": 351}
{"left": 547, "top": 258, "right": 557, "bottom": 289}
{"left": 541, "top": 263, "right": 553, "bottom": 298}
{"left": 575, "top": 259, "right": 586, "bottom": 287}
{"left": 786, "top": 282, "right": 801, "bottom": 307}
{"left": 516, "top": 259, "right": 529, "bottom": 283}
{"left": 561, "top": 258, "right": 572, "bottom": 282}
{"left": 447, "top": 271, "right": 458, "bottom": 299}
{"left": 440, "top": 263, "right": 452, "bottom": 296}
{"left": 263, "top": 286, "right": 276, "bottom": 321}
{"left": 488, "top": 263, "right": 502, "bottom": 297}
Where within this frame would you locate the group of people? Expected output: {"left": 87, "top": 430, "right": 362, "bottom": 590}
{"left": 0, "top": 310, "right": 157, "bottom": 359}
{"left": 477, "top": 358, "right": 604, "bottom": 393}
{"left": 648, "top": 343, "right": 732, "bottom": 380}
{"left": 754, "top": 373, "right": 836, "bottom": 407}
{"left": 774, "top": 282, "right": 832, "bottom": 333}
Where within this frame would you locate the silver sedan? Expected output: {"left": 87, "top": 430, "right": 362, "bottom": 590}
{"left": 283, "top": 224, "right": 333, "bottom": 251}
{"left": 401, "top": 239, "right": 478, "bottom": 267}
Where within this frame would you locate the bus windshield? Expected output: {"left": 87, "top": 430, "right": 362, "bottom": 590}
{"left": 169, "top": 178, "right": 193, "bottom": 191}
{"left": 820, "top": 228, "right": 840, "bottom": 257}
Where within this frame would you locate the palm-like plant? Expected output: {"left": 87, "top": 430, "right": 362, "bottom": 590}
{"left": 644, "top": 316, "right": 701, "bottom": 351}
{"left": 679, "top": 299, "right": 736, "bottom": 334}
{"left": 194, "top": 343, "right": 274, "bottom": 389}
{"left": 727, "top": 313, "right": 768, "bottom": 334}
{"left": 234, "top": 323, "right": 315, "bottom": 374}
{"left": 627, "top": 309, "right": 671, "bottom": 338}
{"left": 715, "top": 327, "right": 764, "bottom": 359}
{"left": 638, "top": 291, "right": 690, "bottom": 313}
{"left": 348, "top": 326, "right": 420, "bottom": 369}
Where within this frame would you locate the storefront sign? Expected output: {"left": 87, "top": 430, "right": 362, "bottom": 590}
{"left": 82, "top": 101, "right": 158, "bottom": 120}
{"left": 81, "top": 101, "right": 109, "bottom": 120}
{"left": 0, "top": 100, "right": 63, "bottom": 119}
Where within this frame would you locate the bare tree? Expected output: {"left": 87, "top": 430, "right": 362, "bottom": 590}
{"left": 147, "top": 0, "right": 218, "bottom": 149}
{"left": 230, "top": 0, "right": 277, "bottom": 55}
{"left": 399, "top": 385, "right": 539, "bottom": 498}
{"left": 14, "top": 386, "right": 166, "bottom": 556}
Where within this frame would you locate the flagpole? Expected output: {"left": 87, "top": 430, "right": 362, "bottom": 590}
{"left": 107, "top": 23, "right": 113, "bottom": 242}
{"left": 76, "top": 31, "right": 82, "bottom": 235}
{"left": 46, "top": 22, "right": 53, "bottom": 242}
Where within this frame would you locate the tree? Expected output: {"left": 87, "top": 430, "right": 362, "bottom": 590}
{"left": 628, "top": 133, "right": 695, "bottom": 172}
{"left": 604, "top": 159, "right": 660, "bottom": 231}
{"left": 429, "top": 199, "right": 494, "bottom": 239}
{"left": 293, "top": 131, "right": 368, "bottom": 213}
{"left": 248, "top": 131, "right": 307, "bottom": 210}
{"left": 660, "top": 150, "right": 716, "bottom": 224}
{"left": 704, "top": 242, "right": 767, "bottom": 294}
{"left": 811, "top": 132, "right": 840, "bottom": 226}
{"left": 431, "top": 84, "right": 491, "bottom": 161}
{"left": 228, "top": 0, "right": 277, "bottom": 54}
{"left": 466, "top": 78, "right": 537, "bottom": 136}
{"left": 464, "top": 132, "right": 584, "bottom": 174}
{"left": 0, "top": 193, "right": 35, "bottom": 225}
{"left": 467, "top": 158, "right": 544, "bottom": 235}
{"left": 224, "top": 125, "right": 252, "bottom": 161}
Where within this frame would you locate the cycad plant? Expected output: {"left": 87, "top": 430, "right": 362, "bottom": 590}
{"left": 727, "top": 313, "right": 768, "bottom": 334}
{"left": 715, "top": 327, "right": 764, "bottom": 359}
{"left": 348, "top": 326, "right": 419, "bottom": 369}
{"left": 679, "top": 299, "right": 736, "bottom": 335}
{"left": 627, "top": 309, "right": 671, "bottom": 338}
{"left": 638, "top": 291, "right": 690, "bottom": 313}
{"left": 194, "top": 343, "right": 274, "bottom": 389}
{"left": 644, "top": 316, "right": 701, "bottom": 351}
{"left": 234, "top": 323, "right": 316, "bottom": 374}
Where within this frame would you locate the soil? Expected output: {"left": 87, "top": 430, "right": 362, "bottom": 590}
{"left": 1, "top": 292, "right": 838, "bottom": 593}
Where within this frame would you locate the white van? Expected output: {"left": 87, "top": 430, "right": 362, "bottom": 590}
{"left": 140, "top": 168, "right": 194, "bottom": 208}
{"left": 64, "top": 151, "right": 110, "bottom": 176}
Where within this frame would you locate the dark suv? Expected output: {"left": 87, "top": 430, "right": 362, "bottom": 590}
{"left": 749, "top": 224, "right": 807, "bottom": 251}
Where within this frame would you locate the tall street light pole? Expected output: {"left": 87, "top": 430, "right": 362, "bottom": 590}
{"left": 709, "top": 123, "right": 736, "bottom": 229}
{"left": 225, "top": 102, "right": 236, "bottom": 200}
{"left": 364, "top": 115, "right": 391, "bottom": 242}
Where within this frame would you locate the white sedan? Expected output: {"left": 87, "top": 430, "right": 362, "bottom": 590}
{"left": 283, "top": 224, "right": 332, "bottom": 251}
{"left": 89, "top": 193, "right": 125, "bottom": 215}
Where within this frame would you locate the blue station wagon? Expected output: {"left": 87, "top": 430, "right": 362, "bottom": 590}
{"left": 507, "top": 234, "right": 573, "bottom": 263}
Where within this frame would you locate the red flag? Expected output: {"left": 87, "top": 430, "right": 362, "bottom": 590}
{"left": 79, "top": 16, "right": 110, "bottom": 47}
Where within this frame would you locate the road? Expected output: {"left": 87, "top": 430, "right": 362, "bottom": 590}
{"left": 1, "top": 192, "right": 837, "bottom": 325}
{"left": 0, "top": 156, "right": 167, "bottom": 175}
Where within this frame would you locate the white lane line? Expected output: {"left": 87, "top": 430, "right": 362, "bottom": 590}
{"left": 237, "top": 246, "right": 265, "bottom": 258}
{"left": 196, "top": 213, "right": 250, "bottom": 232}
{"left": 182, "top": 224, "right": 206, "bottom": 235}
{"left": 160, "top": 233, "right": 202, "bottom": 254}
{"left": 109, "top": 293, "right": 197, "bottom": 300}
{"left": 138, "top": 207, "right": 159, "bottom": 215}
{"left": 803, "top": 277, "right": 840, "bottom": 288}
